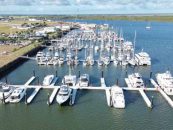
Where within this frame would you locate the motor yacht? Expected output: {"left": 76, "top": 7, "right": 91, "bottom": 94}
{"left": 83, "top": 60, "right": 88, "bottom": 66}
{"left": 43, "top": 75, "right": 55, "bottom": 86}
{"left": 126, "top": 73, "right": 145, "bottom": 88}
{"left": 59, "top": 57, "right": 64, "bottom": 65}
{"left": 36, "top": 51, "right": 45, "bottom": 61}
{"left": 0, "top": 82, "right": 14, "bottom": 100}
{"left": 103, "top": 56, "right": 110, "bottom": 66}
{"left": 111, "top": 86, "right": 125, "bottom": 108}
{"left": 135, "top": 51, "right": 151, "bottom": 66}
{"left": 56, "top": 85, "right": 72, "bottom": 105}
{"left": 156, "top": 71, "right": 173, "bottom": 95}
{"left": 62, "top": 75, "right": 77, "bottom": 87}
{"left": 6, "top": 87, "right": 26, "bottom": 103}
{"left": 98, "top": 59, "right": 104, "bottom": 66}
{"left": 79, "top": 74, "right": 89, "bottom": 87}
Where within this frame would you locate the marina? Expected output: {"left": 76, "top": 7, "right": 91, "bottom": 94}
{"left": 0, "top": 21, "right": 173, "bottom": 108}
{"left": 1, "top": 72, "right": 173, "bottom": 109}
{"left": 0, "top": 20, "right": 173, "bottom": 130}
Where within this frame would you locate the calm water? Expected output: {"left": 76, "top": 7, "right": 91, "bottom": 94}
{"left": 0, "top": 20, "right": 173, "bottom": 130}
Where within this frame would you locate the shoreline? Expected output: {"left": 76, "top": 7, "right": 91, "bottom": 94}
{"left": 0, "top": 45, "right": 44, "bottom": 78}
{"left": 2, "top": 15, "right": 173, "bottom": 22}
{"left": 0, "top": 28, "right": 74, "bottom": 79}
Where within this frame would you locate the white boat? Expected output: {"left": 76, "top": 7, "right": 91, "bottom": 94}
{"left": 86, "top": 56, "right": 94, "bottom": 66}
{"left": 43, "top": 75, "right": 55, "bottom": 86}
{"left": 146, "top": 22, "right": 151, "bottom": 30}
{"left": 128, "top": 58, "right": 136, "bottom": 66}
{"left": 74, "top": 56, "right": 79, "bottom": 65}
{"left": 95, "top": 46, "right": 100, "bottom": 52}
{"left": 122, "top": 60, "right": 128, "bottom": 66}
{"left": 135, "top": 51, "right": 151, "bottom": 66}
{"left": 156, "top": 71, "right": 173, "bottom": 95}
{"left": 89, "top": 59, "right": 95, "bottom": 66}
{"left": 6, "top": 87, "right": 26, "bottom": 103}
{"left": 111, "top": 86, "right": 125, "bottom": 108}
{"left": 67, "top": 59, "right": 74, "bottom": 66}
{"left": 45, "top": 52, "right": 52, "bottom": 61}
{"left": 59, "top": 57, "right": 64, "bottom": 65}
{"left": 79, "top": 74, "right": 89, "bottom": 87}
{"left": 127, "top": 73, "right": 145, "bottom": 88}
{"left": 113, "top": 59, "right": 119, "bottom": 66}
{"left": 0, "top": 82, "right": 14, "bottom": 100}
{"left": 83, "top": 60, "right": 88, "bottom": 66}
{"left": 98, "top": 59, "right": 104, "bottom": 66}
{"left": 62, "top": 75, "right": 77, "bottom": 87}
{"left": 103, "top": 56, "right": 110, "bottom": 66}
{"left": 36, "top": 51, "right": 45, "bottom": 60}
{"left": 56, "top": 85, "right": 72, "bottom": 105}
{"left": 54, "top": 52, "right": 59, "bottom": 60}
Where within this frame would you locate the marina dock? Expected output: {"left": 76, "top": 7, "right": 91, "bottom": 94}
{"left": 138, "top": 89, "right": 152, "bottom": 108}
{"left": 27, "top": 87, "right": 41, "bottom": 104}
{"left": 48, "top": 87, "right": 59, "bottom": 105}
{"left": 71, "top": 88, "right": 77, "bottom": 105}
{"left": 150, "top": 79, "right": 173, "bottom": 108}
{"left": 100, "top": 77, "right": 112, "bottom": 107}
{"left": 125, "top": 77, "right": 153, "bottom": 108}
{"left": 105, "top": 88, "right": 112, "bottom": 107}
{"left": 50, "top": 77, "right": 58, "bottom": 86}
{"left": 24, "top": 76, "right": 36, "bottom": 86}
{"left": 3, "top": 76, "right": 173, "bottom": 109}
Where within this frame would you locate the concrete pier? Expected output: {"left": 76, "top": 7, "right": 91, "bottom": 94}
{"left": 139, "top": 89, "right": 152, "bottom": 108}
{"left": 27, "top": 87, "right": 41, "bottom": 104}
{"left": 101, "top": 78, "right": 106, "bottom": 87}
{"left": 105, "top": 88, "right": 112, "bottom": 107}
{"left": 71, "top": 88, "right": 77, "bottom": 105}
{"left": 24, "top": 76, "right": 36, "bottom": 86}
{"left": 150, "top": 79, "right": 173, "bottom": 108}
{"left": 50, "top": 77, "right": 58, "bottom": 86}
{"left": 48, "top": 87, "right": 59, "bottom": 105}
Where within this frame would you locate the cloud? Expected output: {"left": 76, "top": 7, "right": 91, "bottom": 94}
{"left": 74, "top": 0, "right": 173, "bottom": 10}
{"left": 1, "top": 0, "right": 173, "bottom": 14}
{"left": 75, "top": 0, "right": 92, "bottom": 5}
{"left": 0, "top": 0, "right": 70, "bottom": 6}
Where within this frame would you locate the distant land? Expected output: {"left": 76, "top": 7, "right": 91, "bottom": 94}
{"left": 1, "top": 14, "right": 173, "bottom": 22}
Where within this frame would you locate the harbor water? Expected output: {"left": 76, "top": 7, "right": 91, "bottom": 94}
{"left": 0, "top": 20, "right": 173, "bottom": 130}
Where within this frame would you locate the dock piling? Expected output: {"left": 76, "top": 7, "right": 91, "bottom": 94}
{"left": 2, "top": 92, "right": 5, "bottom": 104}
{"left": 5, "top": 77, "right": 8, "bottom": 84}
{"left": 150, "top": 72, "right": 152, "bottom": 79}
{"left": 47, "top": 93, "right": 50, "bottom": 106}
{"left": 125, "top": 69, "right": 128, "bottom": 77}
{"left": 56, "top": 70, "right": 58, "bottom": 77}
{"left": 33, "top": 70, "right": 35, "bottom": 77}
{"left": 101, "top": 71, "right": 104, "bottom": 78}
{"left": 38, "top": 77, "right": 39, "bottom": 85}
{"left": 151, "top": 96, "right": 154, "bottom": 108}
{"left": 116, "top": 79, "right": 119, "bottom": 85}
{"left": 78, "top": 71, "right": 80, "bottom": 77}
{"left": 25, "top": 92, "right": 27, "bottom": 105}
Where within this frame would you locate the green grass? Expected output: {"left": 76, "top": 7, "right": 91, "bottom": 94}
{"left": 77, "top": 15, "right": 173, "bottom": 22}
{"left": 0, "top": 41, "right": 42, "bottom": 68}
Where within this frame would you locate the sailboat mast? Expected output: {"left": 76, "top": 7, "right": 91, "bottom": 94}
{"left": 133, "top": 31, "right": 136, "bottom": 58}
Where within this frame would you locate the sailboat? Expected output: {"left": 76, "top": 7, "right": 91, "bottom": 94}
{"left": 83, "top": 48, "right": 88, "bottom": 66}
{"left": 146, "top": 22, "right": 151, "bottom": 30}
{"left": 128, "top": 31, "right": 137, "bottom": 66}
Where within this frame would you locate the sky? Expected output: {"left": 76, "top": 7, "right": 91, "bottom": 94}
{"left": 0, "top": 0, "right": 173, "bottom": 15}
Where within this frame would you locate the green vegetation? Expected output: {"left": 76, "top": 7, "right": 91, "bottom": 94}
{"left": 76, "top": 15, "right": 173, "bottom": 22}
{"left": 0, "top": 41, "right": 42, "bottom": 68}
{"left": 21, "top": 15, "right": 173, "bottom": 22}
